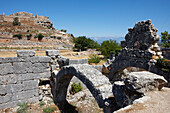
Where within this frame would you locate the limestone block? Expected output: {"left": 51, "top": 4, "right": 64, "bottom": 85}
{"left": 0, "top": 74, "right": 17, "bottom": 85}
{"left": 24, "top": 56, "right": 51, "bottom": 63}
{"left": 35, "top": 72, "right": 51, "bottom": 78}
{"left": 7, "top": 84, "right": 23, "bottom": 93}
{"left": 112, "top": 81, "right": 142, "bottom": 107}
{"left": 0, "top": 85, "right": 7, "bottom": 95}
{"left": 23, "top": 80, "right": 39, "bottom": 90}
{"left": 125, "top": 71, "right": 167, "bottom": 93}
{"left": 57, "top": 56, "right": 69, "bottom": 68}
{"left": 46, "top": 50, "right": 60, "bottom": 56}
{"left": 91, "top": 65, "right": 103, "bottom": 71}
{"left": 0, "top": 93, "right": 12, "bottom": 104}
{"left": 32, "top": 63, "right": 50, "bottom": 73}
{"left": 13, "top": 62, "right": 32, "bottom": 74}
{"left": 0, "top": 57, "right": 24, "bottom": 63}
{"left": 12, "top": 89, "right": 39, "bottom": 101}
{"left": 69, "top": 59, "right": 88, "bottom": 65}
{"left": 0, "top": 63, "right": 13, "bottom": 75}
{"left": 17, "top": 50, "right": 35, "bottom": 57}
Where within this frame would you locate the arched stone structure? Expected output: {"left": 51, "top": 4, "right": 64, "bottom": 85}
{"left": 109, "top": 20, "right": 170, "bottom": 86}
{"left": 50, "top": 64, "right": 112, "bottom": 111}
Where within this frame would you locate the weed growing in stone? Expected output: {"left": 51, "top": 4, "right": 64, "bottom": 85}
{"left": 17, "top": 102, "right": 28, "bottom": 113}
{"left": 43, "top": 106, "right": 56, "bottom": 113}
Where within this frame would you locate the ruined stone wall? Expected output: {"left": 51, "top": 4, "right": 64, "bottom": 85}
{"left": 0, "top": 50, "right": 98, "bottom": 109}
{"left": 0, "top": 50, "right": 51, "bottom": 109}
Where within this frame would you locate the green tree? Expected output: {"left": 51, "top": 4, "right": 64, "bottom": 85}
{"left": 37, "top": 33, "right": 44, "bottom": 41}
{"left": 13, "top": 17, "right": 21, "bottom": 26}
{"left": 161, "top": 31, "right": 170, "bottom": 48}
{"left": 74, "top": 36, "right": 88, "bottom": 51}
{"left": 26, "top": 34, "right": 32, "bottom": 40}
{"left": 100, "top": 40, "right": 122, "bottom": 57}
{"left": 13, "top": 34, "right": 22, "bottom": 40}
{"left": 74, "top": 36, "right": 100, "bottom": 51}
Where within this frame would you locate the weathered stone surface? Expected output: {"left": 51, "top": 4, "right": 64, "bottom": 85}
{"left": 17, "top": 50, "right": 35, "bottom": 57}
{"left": 112, "top": 81, "right": 143, "bottom": 107}
{"left": 91, "top": 65, "right": 103, "bottom": 71}
{"left": 13, "top": 62, "right": 32, "bottom": 74}
{"left": 0, "top": 74, "right": 17, "bottom": 85}
{"left": 57, "top": 56, "right": 69, "bottom": 68}
{"left": 0, "top": 63, "right": 13, "bottom": 75}
{"left": 24, "top": 56, "right": 51, "bottom": 63}
{"left": 31, "top": 63, "right": 50, "bottom": 73}
{"left": 109, "top": 20, "right": 169, "bottom": 85}
{"left": 46, "top": 50, "right": 60, "bottom": 56}
{"left": 23, "top": 80, "right": 39, "bottom": 90}
{"left": 124, "top": 71, "right": 167, "bottom": 93}
{"left": 69, "top": 59, "right": 88, "bottom": 65}
{"left": 51, "top": 64, "right": 112, "bottom": 109}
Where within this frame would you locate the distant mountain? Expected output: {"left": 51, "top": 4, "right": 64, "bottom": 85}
{"left": 90, "top": 37, "right": 124, "bottom": 44}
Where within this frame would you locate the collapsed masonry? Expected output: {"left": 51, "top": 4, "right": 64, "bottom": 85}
{"left": 0, "top": 20, "right": 169, "bottom": 113}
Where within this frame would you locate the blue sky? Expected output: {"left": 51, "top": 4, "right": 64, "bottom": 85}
{"left": 1, "top": 0, "right": 170, "bottom": 42}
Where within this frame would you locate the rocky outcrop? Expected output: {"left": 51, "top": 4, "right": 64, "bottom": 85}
{"left": 112, "top": 71, "right": 167, "bottom": 108}
{"left": 9, "top": 12, "right": 33, "bottom": 18}
{"left": 124, "top": 71, "right": 167, "bottom": 93}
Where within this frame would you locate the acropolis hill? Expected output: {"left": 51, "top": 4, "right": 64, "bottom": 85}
{"left": 0, "top": 12, "right": 73, "bottom": 49}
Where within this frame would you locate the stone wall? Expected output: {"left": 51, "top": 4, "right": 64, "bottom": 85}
{"left": 0, "top": 50, "right": 51, "bottom": 109}
{"left": 0, "top": 50, "right": 100, "bottom": 109}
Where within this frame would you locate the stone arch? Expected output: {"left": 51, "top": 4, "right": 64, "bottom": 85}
{"left": 50, "top": 64, "right": 112, "bottom": 111}
{"left": 108, "top": 55, "right": 169, "bottom": 86}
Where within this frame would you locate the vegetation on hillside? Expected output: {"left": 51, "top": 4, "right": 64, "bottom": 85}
{"left": 161, "top": 31, "right": 170, "bottom": 48}
{"left": 13, "top": 34, "right": 22, "bottom": 40}
{"left": 74, "top": 36, "right": 100, "bottom": 51}
{"left": 13, "top": 17, "right": 21, "bottom": 26}
{"left": 156, "top": 58, "right": 170, "bottom": 72}
{"left": 37, "top": 33, "right": 44, "bottom": 41}
{"left": 88, "top": 54, "right": 101, "bottom": 64}
{"left": 100, "top": 40, "right": 122, "bottom": 57}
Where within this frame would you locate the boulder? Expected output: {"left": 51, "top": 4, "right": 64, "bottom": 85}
{"left": 112, "top": 81, "right": 143, "bottom": 107}
{"left": 124, "top": 71, "right": 167, "bottom": 93}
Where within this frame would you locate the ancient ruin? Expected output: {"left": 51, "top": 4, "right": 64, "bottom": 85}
{"left": 0, "top": 20, "right": 169, "bottom": 113}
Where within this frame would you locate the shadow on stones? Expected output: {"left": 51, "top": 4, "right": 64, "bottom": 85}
{"left": 56, "top": 101, "right": 78, "bottom": 113}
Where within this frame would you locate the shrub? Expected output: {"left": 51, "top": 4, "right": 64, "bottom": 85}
{"left": 13, "top": 34, "right": 22, "bottom": 40}
{"left": 13, "top": 17, "right": 21, "bottom": 26}
{"left": 74, "top": 36, "right": 100, "bottom": 51}
{"left": 37, "top": 33, "right": 44, "bottom": 41}
{"left": 100, "top": 40, "right": 122, "bottom": 57}
{"left": 61, "top": 29, "right": 67, "bottom": 32}
{"left": 17, "top": 103, "right": 28, "bottom": 113}
{"left": 71, "top": 82, "right": 83, "bottom": 94}
{"left": 43, "top": 106, "right": 56, "bottom": 113}
{"left": 34, "top": 35, "right": 38, "bottom": 38}
{"left": 88, "top": 54, "right": 101, "bottom": 64}
{"left": 39, "top": 101, "right": 45, "bottom": 107}
{"left": 26, "top": 34, "right": 32, "bottom": 40}
{"left": 57, "top": 37, "right": 62, "bottom": 40}
{"left": 156, "top": 58, "right": 170, "bottom": 72}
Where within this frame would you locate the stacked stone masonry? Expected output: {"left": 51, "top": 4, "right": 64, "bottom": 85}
{"left": 0, "top": 50, "right": 51, "bottom": 109}
{"left": 0, "top": 49, "right": 101, "bottom": 109}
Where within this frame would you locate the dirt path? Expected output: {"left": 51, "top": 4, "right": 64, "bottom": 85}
{"left": 116, "top": 87, "right": 170, "bottom": 113}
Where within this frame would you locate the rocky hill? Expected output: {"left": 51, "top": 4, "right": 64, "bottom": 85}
{"left": 0, "top": 12, "right": 74, "bottom": 49}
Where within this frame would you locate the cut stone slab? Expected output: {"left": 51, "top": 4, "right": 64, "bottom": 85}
{"left": 124, "top": 71, "right": 167, "bottom": 93}
{"left": 46, "top": 50, "right": 60, "bottom": 56}
{"left": 17, "top": 50, "right": 35, "bottom": 57}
